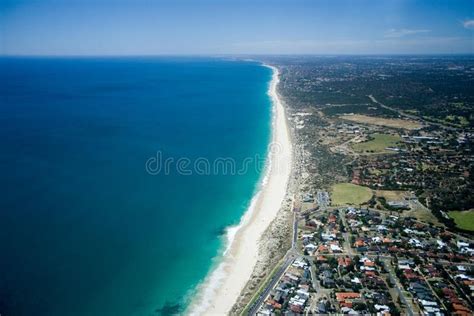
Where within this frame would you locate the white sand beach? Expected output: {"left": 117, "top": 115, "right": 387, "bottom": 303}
{"left": 188, "top": 65, "right": 293, "bottom": 315}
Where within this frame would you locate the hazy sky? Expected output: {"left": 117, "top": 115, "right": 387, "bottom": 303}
{"left": 1, "top": 0, "right": 473, "bottom": 55}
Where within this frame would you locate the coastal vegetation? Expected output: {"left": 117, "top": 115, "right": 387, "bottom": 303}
{"left": 330, "top": 183, "right": 373, "bottom": 206}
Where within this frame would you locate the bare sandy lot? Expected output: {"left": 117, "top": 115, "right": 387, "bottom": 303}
{"left": 339, "top": 114, "right": 422, "bottom": 130}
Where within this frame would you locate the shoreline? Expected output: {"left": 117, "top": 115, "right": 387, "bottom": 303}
{"left": 187, "top": 64, "right": 293, "bottom": 314}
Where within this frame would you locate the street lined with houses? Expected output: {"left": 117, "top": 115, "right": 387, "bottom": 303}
{"left": 249, "top": 191, "right": 474, "bottom": 316}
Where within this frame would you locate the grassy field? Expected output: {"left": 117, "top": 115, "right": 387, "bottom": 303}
{"left": 448, "top": 210, "right": 474, "bottom": 231}
{"left": 352, "top": 133, "right": 402, "bottom": 153}
{"left": 340, "top": 114, "right": 422, "bottom": 130}
{"left": 404, "top": 205, "right": 441, "bottom": 226}
{"left": 331, "top": 183, "right": 373, "bottom": 206}
{"left": 375, "top": 190, "right": 409, "bottom": 201}
{"left": 374, "top": 190, "right": 442, "bottom": 225}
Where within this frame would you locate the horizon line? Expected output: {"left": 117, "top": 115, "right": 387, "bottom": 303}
{"left": 1, "top": 52, "right": 474, "bottom": 58}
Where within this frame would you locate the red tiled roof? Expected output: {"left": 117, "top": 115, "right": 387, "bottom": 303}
{"left": 316, "top": 256, "right": 327, "bottom": 261}
{"left": 340, "top": 301, "right": 353, "bottom": 308}
{"left": 318, "top": 245, "right": 328, "bottom": 252}
{"left": 452, "top": 303, "right": 471, "bottom": 313}
{"left": 336, "top": 292, "right": 360, "bottom": 301}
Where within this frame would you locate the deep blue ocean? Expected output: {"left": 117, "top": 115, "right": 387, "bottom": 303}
{"left": 0, "top": 57, "right": 272, "bottom": 316}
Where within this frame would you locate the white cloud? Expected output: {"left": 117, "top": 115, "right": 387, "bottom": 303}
{"left": 384, "top": 28, "right": 431, "bottom": 38}
{"left": 463, "top": 19, "right": 474, "bottom": 29}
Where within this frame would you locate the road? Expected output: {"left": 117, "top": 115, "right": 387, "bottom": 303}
{"left": 382, "top": 259, "right": 417, "bottom": 316}
{"left": 292, "top": 213, "right": 298, "bottom": 248}
{"left": 338, "top": 209, "right": 415, "bottom": 315}
{"left": 441, "top": 265, "right": 474, "bottom": 307}
{"left": 248, "top": 196, "right": 301, "bottom": 315}
{"left": 418, "top": 267, "right": 448, "bottom": 311}
{"left": 292, "top": 197, "right": 301, "bottom": 248}
{"left": 247, "top": 254, "right": 297, "bottom": 315}
{"left": 339, "top": 208, "right": 354, "bottom": 256}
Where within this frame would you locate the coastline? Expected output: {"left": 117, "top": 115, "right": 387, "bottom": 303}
{"left": 187, "top": 64, "right": 293, "bottom": 314}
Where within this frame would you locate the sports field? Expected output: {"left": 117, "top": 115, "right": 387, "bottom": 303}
{"left": 448, "top": 210, "right": 474, "bottom": 231}
{"left": 331, "top": 183, "right": 373, "bottom": 206}
{"left": 352, "top": 133, "right": 401, "bottom": 153}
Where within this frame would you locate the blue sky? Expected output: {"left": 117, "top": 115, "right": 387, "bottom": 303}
{"left": 1, "top": 0, "right": 473, "bottom": 55}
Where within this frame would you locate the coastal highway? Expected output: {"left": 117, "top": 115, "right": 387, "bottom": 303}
{"left": 248, "top": 197, "right": 301, "bottom": 315}
{"left": 292, "top": 198, "right": 301, "bottom": 248}
{"left": 292, "top": 212, "right": 298, "bottom": 248}
{"left": 247, "top": 253, "right": 298, "bottom": 315}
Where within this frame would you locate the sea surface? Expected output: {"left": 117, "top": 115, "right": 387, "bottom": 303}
{"left": 0, "top": 57, "right": 272, "bottom": 316}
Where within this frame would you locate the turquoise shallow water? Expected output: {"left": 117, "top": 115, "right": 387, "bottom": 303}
{"left": 0, "top": 57, "right": 272, "bottom": 315}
